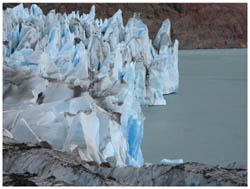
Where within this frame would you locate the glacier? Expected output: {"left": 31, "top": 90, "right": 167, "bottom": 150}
{"left": 3, "top": 4, "right": 179, "bottom": 167}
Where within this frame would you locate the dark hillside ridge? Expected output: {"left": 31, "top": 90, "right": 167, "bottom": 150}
{"left": 3, "top": 136, "right": 247, "bottom": 186}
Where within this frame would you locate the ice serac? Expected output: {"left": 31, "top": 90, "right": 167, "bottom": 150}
{"left": 154, "top": 19, "right": 179, "bottom": 94}
{"left": 3, "top": 4, "right": 179, "bottom": 167}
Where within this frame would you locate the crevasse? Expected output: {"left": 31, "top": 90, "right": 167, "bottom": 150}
{"left": 3, "top": 4, "right": 179, "bottom": 167}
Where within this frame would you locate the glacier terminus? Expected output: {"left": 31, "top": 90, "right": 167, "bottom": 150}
{"left": 3, "top": 4, "right": 179, "bottom": 167}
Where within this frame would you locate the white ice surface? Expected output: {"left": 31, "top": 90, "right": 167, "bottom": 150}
{"left": 160, "top": 159, "right": 184, "bottom": 165}
{"left": 3, "top": 4, "right": 179, "bottom": 167}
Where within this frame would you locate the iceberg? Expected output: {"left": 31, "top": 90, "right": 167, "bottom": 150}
{"left": 3, "top": 4, "right": 179, "bottom": 167}
{"left": 160, "top": 158, "right": 184, "bottom": 165}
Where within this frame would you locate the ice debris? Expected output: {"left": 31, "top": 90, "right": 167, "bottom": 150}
{"left": 160, "top": 159, "right": 184, "bottom": 165}
{"left": 3, "top": 4, "right": 179, "bottom": 167}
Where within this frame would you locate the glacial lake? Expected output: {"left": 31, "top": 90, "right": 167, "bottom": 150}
{"left": 141, "top": 48, "right": 247, "bottom": 166}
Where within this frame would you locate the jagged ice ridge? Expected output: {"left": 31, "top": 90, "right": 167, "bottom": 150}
{"left": 3, "top": 4, "right": 179, "bottom": 167}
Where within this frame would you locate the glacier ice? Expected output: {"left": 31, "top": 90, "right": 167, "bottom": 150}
{"left": 3, "top": 4, "right": 179, "bottom": 167}
{"left": 160, "top": 159, "right": 184, "bottom": 165}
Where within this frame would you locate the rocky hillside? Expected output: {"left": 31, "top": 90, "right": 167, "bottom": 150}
{"left": 3, "top": 3, "right": 247, "bottom": 49}
{"left": 3, "top": 136, "right": 247, "bottom": 186}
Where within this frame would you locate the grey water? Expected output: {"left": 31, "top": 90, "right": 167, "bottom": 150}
{"left": 141, "top": 48, "right": 247, "bottom": 166}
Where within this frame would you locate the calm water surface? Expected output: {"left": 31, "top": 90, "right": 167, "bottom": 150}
{"left": 141, "top": 49, "right": 247, "bottom": 166}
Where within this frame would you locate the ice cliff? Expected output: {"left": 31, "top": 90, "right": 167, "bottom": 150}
{"left": 3, "top": 4, "right": 179, "bottom": 167}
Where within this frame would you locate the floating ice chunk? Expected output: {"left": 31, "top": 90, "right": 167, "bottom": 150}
{"left": 160, "top": 159, "right": 184, "bottom": 165}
